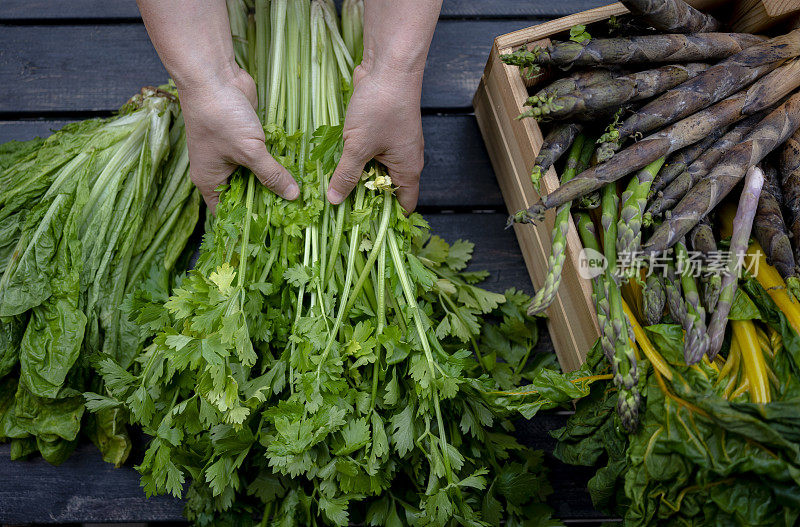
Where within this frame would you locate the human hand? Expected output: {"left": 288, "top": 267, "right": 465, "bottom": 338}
{"left": 328, "top": 63, "right": 425, "bottom": 212}
{"left": 178, "top": 66, "right": 299, "bottom": 212}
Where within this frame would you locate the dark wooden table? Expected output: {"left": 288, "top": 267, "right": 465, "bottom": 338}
{"left": 0, "top": 1, "right": 613, "bottom": 524}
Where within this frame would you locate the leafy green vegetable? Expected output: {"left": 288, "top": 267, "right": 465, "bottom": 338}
{"left": 91, "top": 4, "right": 567, "bottom": 525}
{"left": 0, "top": 89, "right": 201, "bottom": 466}
{"left": 554, "top": 278, "right": 800, "bottom": 525}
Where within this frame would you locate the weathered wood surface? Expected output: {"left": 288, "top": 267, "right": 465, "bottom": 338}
{"left": 0, "top": 0, "right": 609, "bottom": 20}
{"left": 0, "top": 21, "right": 537, "bottom": 113}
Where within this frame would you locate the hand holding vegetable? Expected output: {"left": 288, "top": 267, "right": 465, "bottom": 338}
{"left": 137, "top": 0, "right": 300, "bottom": 211}
{"left": 328, "top": 0, "right": 442, "bottom": 212}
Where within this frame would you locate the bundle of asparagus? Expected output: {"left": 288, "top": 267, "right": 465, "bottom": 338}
{"left": 501, "top": 0, "right": 800, "bottom": 428}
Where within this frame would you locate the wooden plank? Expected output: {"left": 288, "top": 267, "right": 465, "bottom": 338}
{"left": 419, "top": 115, "right": 503, "bottom": 208}
{"left": 0, "top": 443, "right": 185, "bottom": 523}
{"left": 0, "top": 21, "right": 536, "bottom": 113}
{"left": 0, "top": 25, "right": 167, "bottom": 113}
{"left": 0, "top": 120, "right": 75, "bottom": 143}
{"left": 0, "top": 115, "right": 505, "bottom": 209}
{"left": 424, "top": 212, "right": 533, "bottom": 295}
{"left": 424, "top": 20, "right": 538, "bottom": 109}
{"left": 0, "top": 0, "right": 609, "bottom": 21}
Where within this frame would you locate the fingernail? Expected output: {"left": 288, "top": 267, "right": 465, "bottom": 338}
{"left": 284, "top": 183, "right": 300, "bottom": 201}
{"left": 327, "top": 187, "right": 345, "bottom": 205}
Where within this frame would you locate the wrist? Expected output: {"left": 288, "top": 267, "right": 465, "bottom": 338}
{"left": 360, "top": 50, "right": 425, "bottom": 91}
{"left": 171, "top": 56, "right": 242, "bottom": 97}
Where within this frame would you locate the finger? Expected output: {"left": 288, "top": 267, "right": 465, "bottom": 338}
{"left": 190, "top": 165, "right": 230, "bottom": 215}
{"left": 382, "top": 154, "right": 423, "bottom": 213}
{"left": 237, "top": 139, "right": 300, "bottom": 200}
{"left": 329, "top": 139, "right": 372, "bottom": 205}
{"left": 395, "top": 182, "right": 420, "bottom": 213}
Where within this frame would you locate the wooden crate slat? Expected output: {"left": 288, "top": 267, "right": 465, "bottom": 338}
{"left": 730, "top": 0, "right": 800, "bottom": 32}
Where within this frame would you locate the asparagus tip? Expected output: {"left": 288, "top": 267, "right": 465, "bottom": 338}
{"left": 508, "top": 204, "right": 545, "bottom": 227}
{"left": 595, "top": 141, "right": 617, "bottom": 163}
{"left": 788, "top": 276, "right": 800, "bottom": 303}
{"left": 617, "top": 389, "right": 641, "bottom": 433}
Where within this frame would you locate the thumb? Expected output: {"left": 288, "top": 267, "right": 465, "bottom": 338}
{"left": 328, "top": 139, "right": 372, "bottom": 205}
{"left": 237, "top": 139, "right": 300, "bottom": 200}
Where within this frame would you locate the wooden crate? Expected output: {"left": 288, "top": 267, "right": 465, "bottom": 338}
{"left": 473, "top": 0, "right": 800, "bottom": 372}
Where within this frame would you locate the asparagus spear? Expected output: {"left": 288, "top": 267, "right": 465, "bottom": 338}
{"left": 528, "top": 135, "right": 594, "bottom": 315}
{"left": 531, "top": 59, "right": 800, "bottom": 215}
{"left": 753, "top": 161, "right": 800, "bottom": 298}
{"left": 676, "top": 240, "right": 709, "bottom": 364}
{"left": 689, "top": 216, "right": 721, "bottom": 311}
{"left": 689, "top": 215, "right": 716, "bottom": 257}
{"left": 779, "top": 128, "right": 800, "bottom": 272}
{"left": 708, "top": 167, "right": 764, "bottom": 358}
{"left": 642, "top": 273, "right": 666, "bottom": 326}
{"left": 601, "top": 183, "right": 640, "bottom": 432}
{"left": 617, "top": 157, "right": 666, "bottom": 259}
{"left": 500, "top": 33, "right": 763, "bottom": 74}
{"left": 575, "top": 212, "right": 616, "bottom": 370}
{"left": 664, "top": 264, "right": 690, "bottom": 333}
{"left": 526, "top": 69, "right": 619, "bottom": 107}
{"left": 648, "top": 111, "right": 766, "bottom": 216}
{"left": 530, "top": 123, "right": 583, "bottom": 191}
{"left": 597, "top": 30, "right": 800, "bottom": 160}
{"left": 645, "top": 90, "right": 800, "bottom": 254}
{"left": 620, "top": 0, "right": 720, "bottom": 33}
{"left": 531, "top": 63, "right": 708, "bottom": 121}
{"left": 650, "top": 125, "right": 728, "bottom": 194}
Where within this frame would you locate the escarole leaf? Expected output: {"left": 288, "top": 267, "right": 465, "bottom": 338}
{"left": 0, "top": 87, "right": 199, "bottom": 467}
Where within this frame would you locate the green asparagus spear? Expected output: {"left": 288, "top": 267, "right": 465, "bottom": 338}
{"left": 676, "top": 240, "right": 709, "bottom": 364}
{"left": 708, "top": 167, "right": 764, "bottom": 358}
{"left": 601, "top": 183, "right": 640, "bottom": 432}
{"left": 617, "top": 157, "right": 666, "bottom": 260}
{"left": 648, "top": 111, "right": 766, "bottom": 216}
{"left": 532, "top": 59, "right": 800, "bottom": 215}
{"left": 501, "top": 33, "right": 763, "bottom": 75}
{"left": 533, "top": 63, "right": 708, "bottom": 121}
{"left": 620, "top": 0, "right": 720, "bottom": 33}
{"left": 528, "top": 136, "right": 594, "bottom": 315}
{"left": 753, "top": 161, "right": 800, "bottom": 299}
{"left": 650, "top": 125, "right": 728, "bottom": 194}
{"left": 530, "top": 123, "right": 583, "bottom": 191}
{"left": 664, "top": 264, "right": 690, "bottom": 332}
{"left": 645, "top": 90, "right": 800, "bottom": 254}
{"left": 596, "top": 30, "right": 800, "bottom": 160}
{"left": 642, "top": 274, "right": 666, "bottom": 326}
{"left": 575, "top": 212, "right": 616, "bottom": 372}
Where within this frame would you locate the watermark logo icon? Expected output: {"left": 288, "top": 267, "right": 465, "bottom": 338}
{"left": 578, "top": 247, "right": 607, "bottom": 280}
